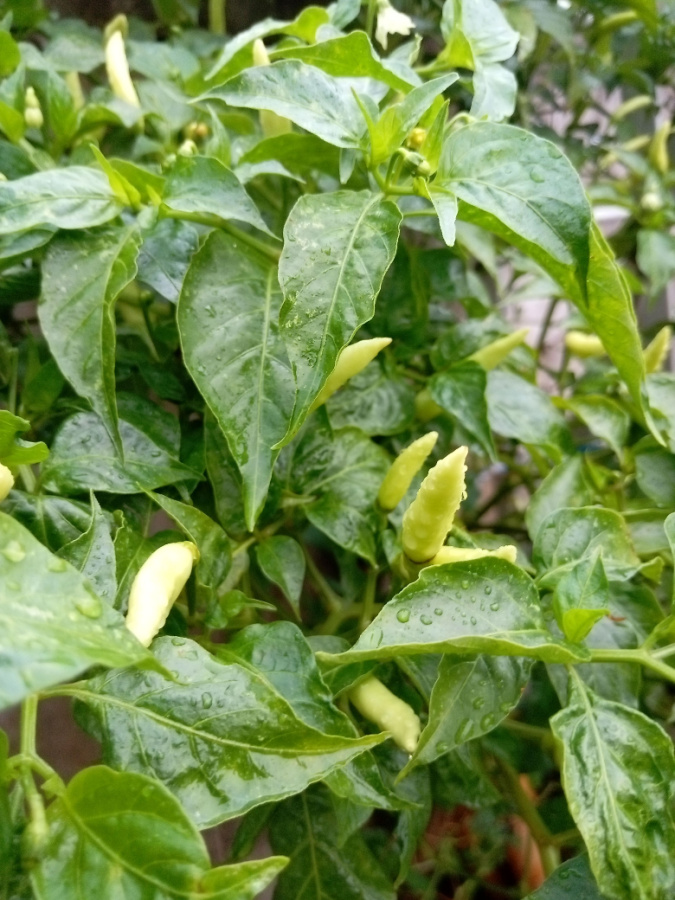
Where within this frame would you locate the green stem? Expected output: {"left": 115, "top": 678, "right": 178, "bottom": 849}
{"left": 163, "top": 209, "right": 280, "bottom": 261}
{"left": 651, "top": 642, "right": 675, "bottom": 660}
{"left": 359, "top": 568, "right": 377, "bottom": 632}
{"left": 502, "top": 718, "right": 555, "bottom": 751}
{"left": 589, "top": 647, "right": 675, "bottom": 684}
{"left": 496, "top": 757, "right": 560, "bottom": 878}
{"left": 304, "top": 547, "right": 343, "bottom": 614}
{"left": 18, "top": 464, "right": 36, "bottom": 494}
{"left": 7, "top": 347, "right": 18, "bottom": 415}
{"left": 209, "top": 0, "right": 226, "bottom": 35}
{"left": 365, "top": 0, "right": 378, "bottom": 40}
{"left": 536, "top": 297, "right": 559, "bottom": 356}
{"left": 20, "top": 695, "right": 38, "bottom": 758}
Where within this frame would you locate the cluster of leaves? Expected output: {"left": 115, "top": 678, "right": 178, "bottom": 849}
{"left": 0, "top": 0, "right": 674, "bottom": 898}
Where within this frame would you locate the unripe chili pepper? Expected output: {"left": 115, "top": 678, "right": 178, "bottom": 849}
{"left": 469, "top": 328, "right": 529, "bottom": 371}
{"left": 610, "top": 95, "right": 653, "bottom": 122}
{"left": 0, "top": 463, "right": 14, "bottom": 502}
{"left": 310, "top": 338, "right": 391, "bottom": 412}
{"left": 349, "top": 675, "right": 421, "bottom": 754}
{"left": 649, "top": 120, "right": 671, "bottom": 175}
{"left": 378, "top": 432, "right": 438, "bottom": 511}
{"left": 64, "top": 72, "right": 85, "bottom": 111}
{"left": 644, "top": 326, "right": 672, "bottom": 374}
{"left": 24, "top": 87, "right": 43, "bottom": 130}
{"left": 402, "top": 445, "right": 468, "bottom": 563}
{"left": 125, "top": 541, "right": 199, "bottom": 646}
{"left": 104, "top": 16, "right": 140, "bottom": 109}
{"left": 415, "top": 389, "right": 443, "bottom": 423}
{"left": 429, "top": 543, "right": 517, "bottom": 566}
{"left": 565, "top": 331, "right": 605, "bottom": 358}
{"left": 252, "top": 39, "right": 292, "bottom": 138}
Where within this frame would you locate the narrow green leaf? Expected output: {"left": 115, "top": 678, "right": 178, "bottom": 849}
{"left": 0, "top": 167, "right": 123, "bottom": 234}
{"left": 40, "top": 225, "right": 141, "bottom": 455}
{"left": 74, "top": 636, "right": 383, "bottom": 827}
{"left": 179, "top": 232, "right": 294, "bottom": 529}
{"left": 551, "top": 673, "right": 675, "bottom": 900}
{"left": 32, "top": 766, "right": 287, "bottom": 900}
{"left": 278, "top": 191, "right": 401, "bottom": 443}
{"left": 0, "top": 512, "right": 149, "bottom": 710}
{"left": 317, "top": 559, "right": 588, "bottom": 666}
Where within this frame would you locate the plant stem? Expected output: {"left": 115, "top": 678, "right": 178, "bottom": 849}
{"left": 209, "top": 0, "right": 226, "bottom": 35}
{"left": 651, "top": 642, "right": 675, "bottom": 660}
{"left": 304, "top": 547, "right": 343, "bottom": 614}
{"left": 163, "top": 209, "right": 281, "bottom": 261}
{"left": 502, "top": 717, "right": 555, "bottom": 751}
{"left": 365, "top": 0, "right": 378, "bottom": 40}
{"left": 496, "top": 757, "right": 560, "bottom": 878}
{"left": 536, "top": 297, "right": 559, "bottom": 355}
{"left": 359, "top": 568, "right": 377, "bottom": 631}
{"left": 21, "top": 695, "right": 38, "bottom": 758}
{"left": 589, "top": 647, "right": 675, "bottom": 684}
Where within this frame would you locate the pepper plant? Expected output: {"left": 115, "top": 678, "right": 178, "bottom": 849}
{"left": 0, "top": 1, "right": 674, "bottom": 898}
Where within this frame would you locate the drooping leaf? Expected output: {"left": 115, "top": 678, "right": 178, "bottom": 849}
{"left": 58, "top": 493, "right": 116, "bottom": 606}
{"left": 0, "top": 512, "right": 149, "bottom": 710}
{"left": 254, "top": 537, "right": 305, "bottom": 615}
{"left": 40, "top": 225, "right": 141, "bottom": 454}
{"left": 317, "top": 559, "right": 588, "bottom": 666}
{"left": 74, "top": 636, "right": 383, "bottom": 827}
{"left": 32, "top": 766, "right": 287, "bottom": 900}
{"left": 551, "top": 674, "right": 675, "bottom": 900}
{"left": 179, "top": 232, "right": 294, "bottom": 529}
{"left": 278, "top": 191, "right": 401, "bottom": 443}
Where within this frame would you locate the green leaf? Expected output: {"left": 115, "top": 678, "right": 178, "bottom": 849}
{"left": 550, "top": 673, "right": 675, "bottom": 900}
{"left": 369, "top": 74, "right": 458, "bottom": 165}
{"left": 527, "top": 854, "right": 604, "bottom": 900}
{"left": 290, "top": 426, "right": 390, "bottom": 563}
{"left": 201, "top": 60, "right": 366, "bottom": 149}
{"left": 634, "top": 442, "right": 675, "bottom": 508}
{"left": 552, "top": 550, "right": 609, "bottom": 643}
{"left": 0, "top": 167, "right": 123, "bottom": 234}
{"left": 239, "top": 132, "right": 340, "bottom": 178}
{"left": 255, "top": 536, "right": 305, "bottom": 615}
{"left": 204, "top": 411, "right": 248, "bottom": 540}
{"left": 269, "top": 786, "right": 395, "bottom": 900}
{"left": 441, "top": 0, "right": 519, "bottom": 68}
{"left": 41, "top": 395, "right": 199, "bottom": 495}
{"left": 148, "top": 492, "right": 232, "bottom": 607}
{"left": 636, "top": 229, "right": 675, "bottom": 299}
{"left": 401, "top": 654, "right": 530, "bottom": 776}
{"left": 136, "top": 217, "right": 199, "bottom": 303}
{"left": 32, "top": 766, "right": 287, "bottom": 900}
{"left": 271, "top": 31, "right": 416, "bottom": 92}
{"left": 40, "top": 225, "right": 141, "bottom": 455}
{"left": 317, "top": 559, "right": 588, "bottom": 666}
{"left": 534, "top": 507, "right": 642, "bottom": 582}
{"left": 0, "top": 512, "right": 149, "bottom": 710}
{"left": 58, "top": 493, "right": 116, "bottom": 606}
{"left": 647, "top": 373, "right": 675, "bottom": 452}
{"left": 74, "top": 636, "right": 383, "bottom": 827}
{"left": 665, "top": 513, "right": 675, "bottom": 608}
{"left": 429, "top": 363, "right": 496, "bottom": 459}
{"left": 0, "top": 409, "right": 48, "bottom": 467}
{"left": 179, "top": 232, "right": 294, "bottom": 529}
{"left": 1, "top": 492, "right": 91, "bottom": 552}
{"left": 162, "top": 155, "right": 275, "bottom": 237}
{"left": 0, "top": 31, "right": 20, "bottom": 78}
{"left": 526, "top": 456, "right": 596, "bottom": 541}
{"left": 436, "top": 123, "right": 590, "bottom": 295}
{"left": 227, "top": 622, "right": 405, "bottom": 811}
{"left": 564, "top": 394, "right": 630, "bottom": 461}
{"left": 326, "top": 358, "right": 415, "bottom": 437}
{"left": 278, "top": 191, "right": 401, "bottom": 443}
{"left": 486, "top": 369, "right": 572, "bottom": 460}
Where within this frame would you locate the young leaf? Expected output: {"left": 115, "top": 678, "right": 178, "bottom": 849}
{"left": 278, "top": 191, "right": 401, "bottom": 443}
{"left": 0, "top": 512, "right": 149, "bottom": 710}
{"left": 74, "top": 636, "right": 384, "bottom": 827}
{"left": 179, "top": 232, "right": 294, "bottom": 529}
{"left": 552, "top": 550, "right": 610, "bottom": 643}
{"left": 32, "top": 766, "right": 287, "bottom": 900}
{"left": 40, "top": 225, "right": 141, "bottom": 455}
{"left": 551, "top": 673, "right": 675, "bottom": 900}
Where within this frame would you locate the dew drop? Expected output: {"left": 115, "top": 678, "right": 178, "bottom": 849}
{"left": 531, "top": 169, "right": 545, "bottom": 183}
{"left": 201, "top": 691, "right": 213, "bottom": 709}
{"left": 490, "top": 602, "right": 500, "bottom": 612}
{"left": 472, "top": 697, "right": 485, "bottom": 709}
{"left": 434, "top": 607, "right": 443, "bottom": 616}
{"left": 397, "top": 608, "right": 410, "bottom": 623}
{"left": 480, "top": 713, "right": 495, "bottom": 730}
{"left": 3, "top": 541, "right": 25, "bottom": 563}
{"left": 171, "top": 637, "right": 185, "bottom": 646}
{"left": 48, "top": 557, "right": 68, "bottom": 573}
{"left": 455, "top": 592, "right": 463, "bottom": 600}
{"left": 470, "top": 616, "right": 477, "bottom": 626}
{"left": 500, "top": 701, "right": 513, "bottom": 713}
{"left": 455, "top": 719, "right": 474, "bottom": 743}
{"left": 484, "top": 585, "right": 492, "bottom": 595}
{"left": 75, "top": 595, "right": 102, "bottom": 618}
{"left": 461, "top": 579, "right": 469, "bottom": 590}
{"left": 420, "top": 614, "right": 433, "bottom": 626}
{"left": 435, "top": 741, "right": 449, "bottom": 754}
